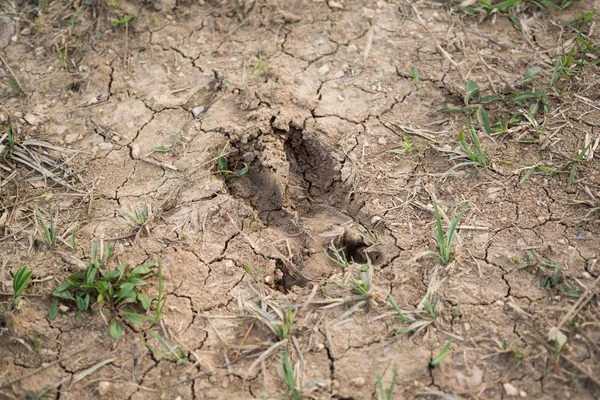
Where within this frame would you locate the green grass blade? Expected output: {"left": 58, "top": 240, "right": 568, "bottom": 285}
{"left": 430, "top": 341, "right": 452, "bottom": 368}
{"left": 445, "top": 202, "right": 470, "bottom": 252}
{"left": 110, "top": 319, "right": 123, "bottom": 340}
{"left": 432, "top": 201, "right": 447, "bottom": 263}
{"left": 476, "top": 106, "right": 491, "bottom": 136}
{"left": 464, "top": 80, "right": 480, "bottom": 105}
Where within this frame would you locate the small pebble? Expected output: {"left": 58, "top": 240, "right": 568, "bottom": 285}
{"left": 378, "top": 137, "right": 387, "bottom": 145}
{"left": 504, "top": 382, "right": 519, "bottom": 396}
{"left": 329, "top": 1, "right": 343, "bottom": 8}
{"left": 14, "top": 111, "right": 23, "bottom": 118}
{"left": 241, "top": 152, "right": 256, "bottom": 163}
{"left": 98, "top": 143, "right": 113, "bottom": 151}
{"left": 318, "top": 65, "right": 330, "bottom": 75}
{"left": 20, "top": 28, "right": 31, "bottom": 36}
{"left": 192, "top": 105, "right": 205, "bottom": 118}
{"left": 351, "top": 377, "right": 365, "bottom": 387}
{"left": 24, "top": 113, "right": 37, "bottom": 125}
{"left": 58, "top": 305, "right": 69, "bottom": 313}
{"left": 495, "top": 300, "right": 505, "bottom": 307}
{"left": 334, "top": 70, "right": 345, "bottom": 79}
{"left": 347, "top": 44, "right": 358, "bottom": 53}
{"left": 64, "top": 133, "right": 79, "bottom": 144}
{"left": 130, "top": 143, "right": 141, "bottom": 159}
{"left": 55, "top": 125, "right": 67, "bottom": 135}
{"left": 519, "top": 391, "right": 527, "bottom": 398}
{"left": 98, "top": 381, "right": 111, "bottom": 396}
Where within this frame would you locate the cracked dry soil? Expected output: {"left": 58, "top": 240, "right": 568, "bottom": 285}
{"left": 1, "top": 0, "right": 600, "bottom": 399}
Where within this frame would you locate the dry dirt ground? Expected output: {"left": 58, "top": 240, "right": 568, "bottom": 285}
{"left": 1, "top": 0, "right": 600, "bottom": 399}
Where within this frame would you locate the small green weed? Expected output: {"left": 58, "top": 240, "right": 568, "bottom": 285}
{"left": 54, "top": 47, "right": 68, "bottom": 70}
{"left": 423, "top": 293, "right": 441, "bottom": 319}
{"left": 518, "top": 141, "right": 592, "bottom": 184}
{"left": 444, "top": 0, "right": 574, "bottom": 21}
{"left": 464, "top": 80, "right": 480, "bottom": 105}
{"left": 111, "top": 15, "right": 133, "bottom": 27}
{"left": 551, "top": 11, "right": 598, "bottom": 91}
{"left": 356, "top": 227, "right": 380, "bottom": 246}
{"left": 376, "top": 367, "right": 397, "bottom": 400}
{"left": 246, "top": 301, "right": 293, "bottom": 340}
{"left": 567, "top": 142, "right": 593, "bottom": 185}
{"left": 35, "top": 209, "right": 56, "bottom": 248}
{"left": 119, "top": 204, "right": 149, "bottom": 227}
{"left": 8, "top": 76, "right": 22, "bottom": 97}
{"left": 513, "top": 250, "right": 536, "bottom": 270}
{"left": 325, "top": 245, "right": 349, "bottom": 269}
{"left": 518, "top": 164, "right": 562, "bottom": 184}
{"left": 429, "top": 341, "right": 452, "bottom": 369}
{"left": 216, "top": 155, "right": 248, "bottom": 177}
{"left": 281, "top": 350, "right": 301, "bottom": 400}
{"left": 50, "top": 240, "right": 163, "bottom": 339}
{"left": 458, "top": 124, "right": 489, "bottom": 167}
{"left": 152, "top": 134, "right": 181, "bottom": 156}
{"left": 432, "top": 200, "right": 470, "bottom": 265}
{"left": 387, "top": 293, "right": 408, "bottom": 324}
{"left": 69, "top": 8, "right": 82, "bottom": 26}
{"left": 144, "top": 332, "right": 187, "bottom": 365}
{"left": 244, "top": 264, "right": 263, "bottom": 279}
{"left": 350, "top": 264, "right": 374, "bottom": 298}
{"left": 388, "top": 136, "right": 417, "bottom": 155}
{"left": 522, "top": 67, "right": 542, "bottom": 86}
{"left": 409, "top": 66, "right": 419, "bottom": 84}
{"left": 439, "top": 80, "right": 499, "bottom": 135}
{"left": 539, "top": 260, "right": 581, "bottom": 298}
{"left": 249, "top": 53, "right": 265, "bottom": 83}
{"left": 3, "top": 121, "right": 17, "bottom": 150}
{"left": 498, "top": 340, "right": 524, "bottom": 367}
{"left": 387, "top": 293, "right": 437, "bottom": 337}
{"left": 11, "top": 266, "right": 33, "bottom": 308}
{"left": 514, "top": 252, "right": 581, "bottom": 298}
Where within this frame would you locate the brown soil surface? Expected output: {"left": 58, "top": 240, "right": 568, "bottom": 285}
{"left": 1, "top": 0, "right": 599, "bottom": 399}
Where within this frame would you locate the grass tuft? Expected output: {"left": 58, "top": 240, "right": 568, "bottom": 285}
{"left": 433, "top": 200, "right": 470, "bottom": 265}
{"left": 119, "top": 204, "right": 150, "bottom": 227}
{"left": 458, "top": 125, "right": 489, "bottom": 167}
{"left": 36, "top": 209, "right": 57, "bottom": 248}
{"left": 144, "top": 332, "right": 187, "bottom": 365}
{"left": 325, "top": 245, "right": 349, "bottom": 269}
{"left": 11, "top": 266, "right": 32, "bottom": 308}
